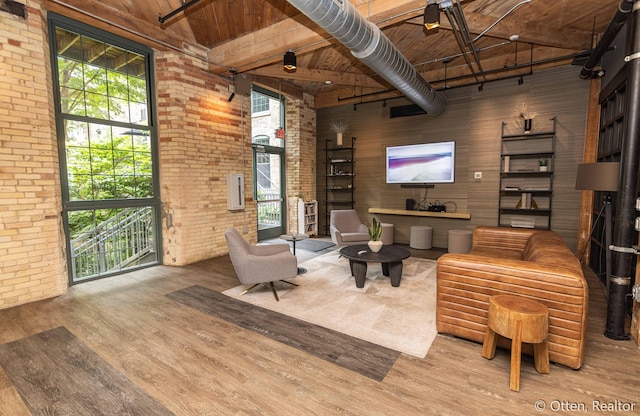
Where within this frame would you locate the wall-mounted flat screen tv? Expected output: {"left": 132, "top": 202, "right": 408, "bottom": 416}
{"left": 386, "top": 141, "right": 455, "bottom": 184}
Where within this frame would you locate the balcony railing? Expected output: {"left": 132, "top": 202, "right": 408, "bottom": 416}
{"left": 257, "top": 189, "right": 282, "bottom": 230}
{"left": 70, "top": 207, "right": 155, "bottom": 280}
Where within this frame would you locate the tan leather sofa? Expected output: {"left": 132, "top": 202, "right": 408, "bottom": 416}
{"left": 436, "top": 226, "right": 588, "bottom": 369}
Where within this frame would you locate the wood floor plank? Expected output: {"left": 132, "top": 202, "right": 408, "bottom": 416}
{"left": 166, "top": 285, "right": 400, "bottom": 382}
{"left": 0, "top": 327, "right": 174, "bottom": 415}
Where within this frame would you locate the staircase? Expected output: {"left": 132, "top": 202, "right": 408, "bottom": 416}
{"left": 70, "top": 207, "right": 155, "bottom": 280}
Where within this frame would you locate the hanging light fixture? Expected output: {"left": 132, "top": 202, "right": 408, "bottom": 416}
{"left": 228, "top": 69, "right": 237, "bottom": 102}
{"left": 424, "top": 3, "right": 440, "bottom": 30}
{"left": 283, "top": 50, "right": 297, "bottom": 72}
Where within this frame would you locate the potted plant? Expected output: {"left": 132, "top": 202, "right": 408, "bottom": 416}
{"left": 539, "top": 157, "right": 548, "bottom": 172}
{"left": 367, "top": 217, "right": 383, "bottom": 252}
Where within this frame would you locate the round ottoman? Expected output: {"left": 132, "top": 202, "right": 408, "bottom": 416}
{"left": 410, "top": 226, "right": 432, "bottom": 249}
{"left": 448, "top": 229, "right": 472, "bottom": 253}
{"left": 380, "top": 223, "right": 394, "bottom": 245}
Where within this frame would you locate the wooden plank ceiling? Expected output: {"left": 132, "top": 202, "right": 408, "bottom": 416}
{"left": 45, "top": 0, "right": 622, "bottom": 108}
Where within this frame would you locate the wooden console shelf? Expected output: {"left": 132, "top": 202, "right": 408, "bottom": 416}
{"left": 368, "top": 208, "right": 471, "bottom": 220}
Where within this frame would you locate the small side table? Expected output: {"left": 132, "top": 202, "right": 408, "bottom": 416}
{"left": 279, "top": 233, "right": 309, "bottom": 274}
{"left": 481, "top": 295, "right": 550, "bottom": 391}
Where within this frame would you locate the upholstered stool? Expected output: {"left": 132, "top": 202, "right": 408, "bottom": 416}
{"left": 447, "top": 229, "right": 472, "bottom": 253}
{"left": 380, "top": 223, "right": 394, "bottom": 245}
{"left": 481, "top": 295, "right": 550, "bottom": 391}
{"left": 410, "top": 226, "right": 432, "bottom": 249}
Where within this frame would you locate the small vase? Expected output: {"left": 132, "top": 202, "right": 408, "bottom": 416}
{"left": 368, "top": 240, "right": 383, "bottom": 253}
{"left": 539, "top": 165, "right": 548, "bottom": 172}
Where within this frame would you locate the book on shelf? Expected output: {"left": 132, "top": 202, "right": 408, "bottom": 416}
{"left": 504, "top": 186, "right": 520, "bottom": 191}
{"left": 517, "top": 192, "right": 532, "bottom": 209}
{"left": 503, "top": 156, "right": 510, "bottom": 172}
{"left": 523, "top": 187, "right": 549, "bottom": 191}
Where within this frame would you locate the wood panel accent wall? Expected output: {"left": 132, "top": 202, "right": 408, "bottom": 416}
{"left": 317, "top": 66, "right": 590, "bottom": 251}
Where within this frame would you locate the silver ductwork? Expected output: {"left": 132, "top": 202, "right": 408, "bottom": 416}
{"left": 287, "top": 0, "right": 447, "bottom": 115}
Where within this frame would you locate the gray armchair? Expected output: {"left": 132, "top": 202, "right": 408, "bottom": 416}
{"left": 329, "top": 209, "right": 370, "bottom": 246}
{"left": 224, "top": 228, "right": 298, "bottom": 301}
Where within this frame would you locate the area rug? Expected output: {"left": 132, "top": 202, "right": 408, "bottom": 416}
{"left": 222, "top": 250, "right": 438, "bottom": 358}
{"left": 270, "top": 238, "right": 335, "bottom": 252}
{"left": 0, "top": 326, "right": 173, "bottom": 415}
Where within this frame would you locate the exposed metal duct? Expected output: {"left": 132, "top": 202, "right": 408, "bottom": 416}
{"left": 579, "top": 0, "right": 634, "bottom": 79}
{"left": 286, "top": 0, "right": 447, "bottom": 115}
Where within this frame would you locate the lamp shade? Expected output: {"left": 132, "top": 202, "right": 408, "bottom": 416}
{"left": 283, "top": 50, "right": 296, "bottom": 71}
{"left": 575, "top": 162, "right": 620, "bottom": 191}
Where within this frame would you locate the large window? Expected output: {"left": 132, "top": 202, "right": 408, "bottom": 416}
{"left": 50, "top": 14, "right": 161, "bottom": 283}
{"left": 252, "top": 94, "right": 270, "bottom": 114}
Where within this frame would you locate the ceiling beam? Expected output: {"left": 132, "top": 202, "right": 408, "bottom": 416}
{"left": 44, "top": 0, "right": 208, "bottom": 59}
{"left": 248, "top": 66, "right": 388, "bottom": 89}
{"left": 207, "top": 0, "right": 426, "bottom": 74}
{"left": 424, "top": 9, "right": 593, "bottom": 51}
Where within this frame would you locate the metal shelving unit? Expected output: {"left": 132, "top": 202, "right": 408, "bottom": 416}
{"left": 498, "top": 117, "right": 556, "bottom": 229}
{"left": 323, "top": 137, "right": 355, "bottom": 233}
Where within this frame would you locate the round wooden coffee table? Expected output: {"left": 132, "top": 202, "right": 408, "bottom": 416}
{"left": 339, "top": 245, "right": 410, "bottom": 288}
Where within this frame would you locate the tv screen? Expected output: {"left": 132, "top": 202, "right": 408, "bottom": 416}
{"left": 386, "top": 141, "right": 455, "bottom": 184}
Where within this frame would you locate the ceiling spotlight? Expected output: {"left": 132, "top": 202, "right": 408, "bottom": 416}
{"left": 283, "top": 50, "right": 297, "bottom": 72}
{"left": 353, "top": 104, "right": 357, "bottom": 111}
{"left": 382, "top": 100, "right": 387, "bottom": 108}
{"left": 518, "top": 76, "right": 524, "bottom": 85}
{"left": 424, "top": 3, "right": 440, "bottom": 30}
{"left": 478, "top": 83, "right": 484, "bottom": 92}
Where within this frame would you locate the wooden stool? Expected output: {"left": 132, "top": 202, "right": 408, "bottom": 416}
{"left": 481, "top": 295, "right": 550, "bottom": 391}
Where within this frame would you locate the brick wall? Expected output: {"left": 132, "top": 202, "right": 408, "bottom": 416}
{"left": 156, "top": 52, "right": 256, "bottom": 265}
{"left": 0, "top": 3, "right": 67, "bottom": 309}
{"left": 0, "top": 3, "right": 317, "bottom": 309}
{"left": 285, "top": 93, "right": 316, "bottom": 233}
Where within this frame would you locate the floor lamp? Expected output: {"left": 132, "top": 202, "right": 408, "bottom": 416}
{"left": 575, "top": 162, "right": 620, "bottom": 295}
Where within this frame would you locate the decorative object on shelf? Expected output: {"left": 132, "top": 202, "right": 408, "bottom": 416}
{"left": 329, "top": 120, "right": 349, "bottom": 147}
{"left": 539, "top": 157, "right": 548, "bottom": 171}
{"left": 514, "top": 102, "right": 537, "bottom": 133}
{"left": 367, "top": 217, "right": 383, "bottom": 252}
{"left": 516, "top": 192, "right": 538, "bottom": 209}
{"left": 524, "top": 118, "right": 533, "bottom": 133}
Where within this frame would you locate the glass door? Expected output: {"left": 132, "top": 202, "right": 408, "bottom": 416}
{"left": 254, "top": 146, "right": 285, "bottom": 240}
{"left": 251, "top": 85, "right": 286, "bottom": 241}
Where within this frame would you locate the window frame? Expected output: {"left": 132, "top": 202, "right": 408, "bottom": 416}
{"left": 48, "top": 13, "right": 163, "bottom": 283}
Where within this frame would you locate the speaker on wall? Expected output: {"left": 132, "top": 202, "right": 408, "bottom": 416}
{"left": 406, "top": 198, "right": 415, "bottom": 211}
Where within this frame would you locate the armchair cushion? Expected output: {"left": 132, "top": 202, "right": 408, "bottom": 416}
{"left": 329, "top": 210, "right": 370, "bottom": 246}
{"left": 224, "top": 228, "right": 297, "bottom": 285}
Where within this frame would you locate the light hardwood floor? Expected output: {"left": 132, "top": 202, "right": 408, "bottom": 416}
{"left": 0, "top": 240, "right": 638, "bottom": 415}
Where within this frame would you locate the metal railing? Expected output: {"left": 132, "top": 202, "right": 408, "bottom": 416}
{"left": 257, "top": 189, "right": 282, "bottom": 230}
{"left": 70, "top": 207, "right": 155, "bottom": 280}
